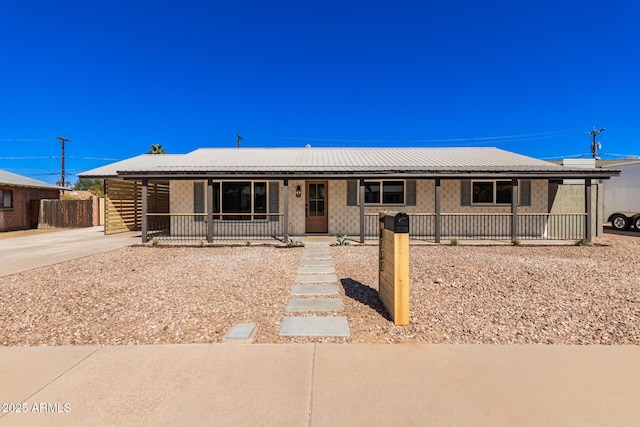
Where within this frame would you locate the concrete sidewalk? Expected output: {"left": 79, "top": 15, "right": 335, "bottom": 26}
{"left": 1, "top": 344, "right": 639, "bottom": 426}
{"left": 0, "top": 227, "right": 139, "bottom": 277}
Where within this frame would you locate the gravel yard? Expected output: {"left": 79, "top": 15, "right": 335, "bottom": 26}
{"left": 1, "top": 234, "right": 639, "bottom": 346}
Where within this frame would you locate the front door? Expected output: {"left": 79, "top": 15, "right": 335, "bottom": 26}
{"left": 305, "top": 181, "right": 328, "bottom": 233}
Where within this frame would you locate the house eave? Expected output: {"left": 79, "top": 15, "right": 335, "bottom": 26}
{"left": 112, "top": 169, "right": 621, "bottom": 181}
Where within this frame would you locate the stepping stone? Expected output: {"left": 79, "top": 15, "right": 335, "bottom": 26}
{"left": 286, "top": 298, "right": 344, "bottom": 312}
{"left": 304, "top": 251, "right": 331, "bottom": 257}
{"left": 291, "top": 284, "right": 339, "bottom": 295}
{"left": 224, "top": 323, "right": 257, "bottom": 342}
{"left": 298, "top": 266, "right": 336, "bottom": 274}
{"left": 295, "top": 274, "right": 338, "bottom": 283}
{"left": 300, "top": 260, "right": 334, "bottom": 267}
{"left": 279, "top": 316, "right": 350, "bottom": 337}
{"left": 300, "top": 255, "right": 332, "bottom": 262}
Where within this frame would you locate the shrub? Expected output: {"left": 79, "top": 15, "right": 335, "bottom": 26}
{"left": 335, "top": 234, "right": 350, "bottom": 246}
{"left": 575, "top": 239, "right": 591, "bottom": 246}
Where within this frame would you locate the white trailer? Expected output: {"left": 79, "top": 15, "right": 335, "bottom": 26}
{"left": 601, "top": 161, "right": 640, "bottom": 231}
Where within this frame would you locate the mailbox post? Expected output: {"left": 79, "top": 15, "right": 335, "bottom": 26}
{"left": 378, "top": 211, "right": 410, "bottom": 325}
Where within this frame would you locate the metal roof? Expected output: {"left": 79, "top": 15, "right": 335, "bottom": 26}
{"left": 0, "top": 169, "right": 62, "bottom": 190}
{"left": 79, "top": 154, "right": 183, "bottom": 178}
{"left": 79, "top": 147, "right": 620, "bottom": 179}
{"left": 600, "top": 160, "right": 640, "bottom": 169}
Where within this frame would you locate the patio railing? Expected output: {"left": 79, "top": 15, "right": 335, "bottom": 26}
{"left": 364, "top": 212, "right": 587, "bottom": 241}
{"left": 146, "top": 213, "right": 285, "bottom": 242}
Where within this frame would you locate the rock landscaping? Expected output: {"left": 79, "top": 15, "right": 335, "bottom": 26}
{"left": 1, "top": 234, "right": 638, "bottom": 345}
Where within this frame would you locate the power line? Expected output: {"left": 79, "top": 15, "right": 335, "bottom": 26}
{"left": 243, "top": 129, "right": 584, "bottom": 145}
{"left": 0, "top": 156, "right": 60, "bottom": 160}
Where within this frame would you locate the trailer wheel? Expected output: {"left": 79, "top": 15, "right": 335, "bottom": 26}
{"left": 633, "top": 216, "right": 640, "bottom": 232}
{"left": 611, "top": 214, "right": 630, "bottom": 231}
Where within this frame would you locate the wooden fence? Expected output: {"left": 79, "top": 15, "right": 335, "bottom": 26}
{"left": 105, "top": 179, "right": 169, "bottom": 235}
{"left": 38, "top": 199, "right": 94, "bottom": 228}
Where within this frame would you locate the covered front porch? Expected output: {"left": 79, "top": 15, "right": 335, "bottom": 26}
{"left": 130, "top": 177, "right": 598, "bottom": 244}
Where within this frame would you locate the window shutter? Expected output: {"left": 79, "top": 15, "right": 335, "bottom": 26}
{"left": 194, "top": 182, "right": 204, "bottom": 222}
{"left": 406, "top": 179, "right": 416, "bottom": 206}
{"left": 520, "top": 179, "right": 532, "bottom": 207}
{"left": 347, "top": 180, "right": 358, "bottom": 206}
{"left": 268, "top": 181, "right": 279, "bottom": 221}
{"left": 460, "top": 180, "right": 471, "bottom": 206}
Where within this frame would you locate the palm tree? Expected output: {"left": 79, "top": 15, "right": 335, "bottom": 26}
{"left": 147, "top": 144, "right": 167, "bottom": 154}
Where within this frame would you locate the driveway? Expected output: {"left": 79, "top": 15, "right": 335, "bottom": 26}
{"left": 0, "top": 227, "right": 139, "bottom": 277}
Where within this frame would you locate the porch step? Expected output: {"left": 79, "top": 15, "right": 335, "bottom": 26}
{"left": 286, "top": 298, "right": 344, "bottom": 312}
{"left": 279, "top": 316, "right": 350, "bottom": 337}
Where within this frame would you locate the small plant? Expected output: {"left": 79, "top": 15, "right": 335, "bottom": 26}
{"left": 245, "top": 240, "right": 251, "bottom": 246}
{"left": 198, "top": 239, "right": 205, "bottom": 247}
{"left": 284, "top": 236, "right": 303, "bottom": 247}
{"left": 511, "top": 239, "right": 521, "bottom": 246}
{"left": 449, "top": 238, "right": 458, "bottom": 246}
{"left": 335, "top": 234, "right": 350, "bottom": 246}
{"left": 151, "top": 239, "right": 159, "bottom": 247}
{"left": 575, "top": 239, "right": 591, "bottom": 246}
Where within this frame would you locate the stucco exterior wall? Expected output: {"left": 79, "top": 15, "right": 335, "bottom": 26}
{"left": 0, "top": 186, "right": 59, "bottom": 232}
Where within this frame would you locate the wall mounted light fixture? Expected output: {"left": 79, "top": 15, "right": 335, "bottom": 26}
{"left": 296, "top": 185, "right": 302, "bottom": 197}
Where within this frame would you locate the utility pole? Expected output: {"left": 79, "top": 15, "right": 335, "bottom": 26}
{"left": 236, "top": 134, "right": 243, "bottom": 148}
{"left": 55, "top": 136, "right": 71, "bottom": 187}
{"left": 587, "top": 127, "right": 605, "bottom": 159}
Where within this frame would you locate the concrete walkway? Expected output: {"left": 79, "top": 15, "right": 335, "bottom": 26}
{"left": 0, "top": 227, "right": 139, "bottom": 277}
{"left": 1, "top": 343, "right": 639, "bottom": 426}
{"left": 279, "top": 238, "right": 350, "bottom": 337}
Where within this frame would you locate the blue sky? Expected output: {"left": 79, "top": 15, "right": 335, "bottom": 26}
{"left": 1, "top": 0, "right": 639, "bottom": 184}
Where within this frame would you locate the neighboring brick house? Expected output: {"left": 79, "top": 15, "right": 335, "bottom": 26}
{"left": 0, "top": 169, "right": 61, "bottom": 232}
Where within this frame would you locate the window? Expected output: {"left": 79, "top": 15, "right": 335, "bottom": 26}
{"left": 253, "top": 182, "right": 266, "bottom": 219}
{"left": 222, "top": 182, "right": 252, "bottom": 219}
{"left": 364, "top": 180, "right": 405, "bottom": 205}
{"left": 0, "top": 190, "right": 12, "bottom": 208}
{"left": 195, "top": 181, "right": 270, "bottom": 220}
{"left": 472, "top": 180, "right": 512, "bottom": 205}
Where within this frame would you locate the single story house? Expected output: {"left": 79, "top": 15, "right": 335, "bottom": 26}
{"left": 0, "top": 169, "right": 61, "bottom": 232}
{"left": 79, "top": 147, "right": 619, "bottom": 243}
